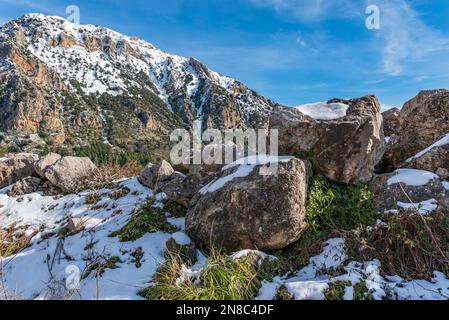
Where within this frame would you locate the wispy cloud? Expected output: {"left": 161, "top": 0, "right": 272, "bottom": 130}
{"left": 248, "top": 0, "right": 449, "bottom": 77}
{"left": 374, "top": 0, "right": 449, "bottom": 76}
{"left": 0, "top": 0, "right": 65, "bottom": 16}
{"left": 249, "top": 0, "right": 362, "bottom": 22}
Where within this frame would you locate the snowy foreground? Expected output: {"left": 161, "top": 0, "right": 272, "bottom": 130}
{"left": 1, "top": 178, "right": 448, "bottom": 300}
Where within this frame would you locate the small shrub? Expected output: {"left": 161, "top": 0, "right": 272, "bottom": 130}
{"left": 306, "top": 175, "right": 376, "bottom": 235}
{"left": 270, "top": 175, "right": 377, "bottom": 273}
{"left": 130, "top": 247, "right": 144, "bottom": 268}
{"left": 83, "top": 162, "right": 143, "bottom": 191}
{"left": 276, "top": 286, "right": 294, "bottom": 300}
{"left": 163, "top": 200, "right": 187, "bottom": 218}
{"left": 57, "top": 220, "right": 86, "bottom": 238}
{"left": 84, "top": 241, "right": 98, "bottom": 251}
{"left": 346, "top": 210, "right": 449, "bottom": 280}
{"left": 110, "top": 187, "right": 130, "bottom": 200}
{"left": 0, "top": 145, "right": 9, "bottom": 157}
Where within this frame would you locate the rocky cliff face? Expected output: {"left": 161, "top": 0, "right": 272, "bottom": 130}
{"left": 0, "top": 14, "right": 275, "bottom": 154}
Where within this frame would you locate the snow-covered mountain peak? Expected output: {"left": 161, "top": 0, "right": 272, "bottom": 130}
{"left": 0, "top": 14, "right": 275, "bottom": 154}
{"left": 2, "top": 13, "right": 238, "bottom": 101}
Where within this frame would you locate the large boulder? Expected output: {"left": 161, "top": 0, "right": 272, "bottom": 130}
{"left": 138, "top": 160, "right": 174, "bottom": 190}
{"left": 41, "top": 156, "right": 97, "bottom": 193}
{"left": 269, "top": 95, "right": 384, "bottom": 184}
{"left": 186, "top": 156, "right": 312, "bottom": 251}
{"left": 369, "top": 168, "right": 449, "bottom": 213}
{"left": 0, "top": 153, "right": 39, "bottom": 188}
{"left": 383, "top": 90, "right": 449, "bottom": 169}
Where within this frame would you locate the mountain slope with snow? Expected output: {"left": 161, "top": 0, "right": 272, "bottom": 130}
{"left": 0, "top": 14, "right": 275, "bottom": 154}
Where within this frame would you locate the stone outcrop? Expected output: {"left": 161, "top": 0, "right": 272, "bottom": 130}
{"left": 269, "top": 95, "right": 384, "bottom": 184}
{"left": 382, "top": 90, "right": 449, "bottom": 170}
{"left": 406, "top": 141, "right": 449, "bottom": 174}
{"left": 0, "top": 44, "right": 67, "bottom": 145}
{"left": 158, "top": 171, "right": 216, "bottom": 208}
{"left": 34, "top": 153, "right": 61, "bottom": 177}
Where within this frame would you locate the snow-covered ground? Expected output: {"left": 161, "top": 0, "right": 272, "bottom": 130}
{"left": 1, "top": 177, "right": 449, "bottom": 300}
{"left": 0, "top": 179, "right": 176, "bottom": 299}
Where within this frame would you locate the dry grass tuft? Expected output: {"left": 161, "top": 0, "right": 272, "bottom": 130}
{"left": 0, "top": 223, "right": 38, "bottom": 258}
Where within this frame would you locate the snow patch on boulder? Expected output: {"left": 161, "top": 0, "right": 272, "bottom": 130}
{"left": 407, "top": 133, "right": 449, "bottom": 162}
{"left": 295, "top": 102, "right": 349, "bottom": 121}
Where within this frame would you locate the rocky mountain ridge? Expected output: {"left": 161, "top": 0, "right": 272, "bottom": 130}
{"left": 0, "top": 14, "right": 275, "bottom": 156}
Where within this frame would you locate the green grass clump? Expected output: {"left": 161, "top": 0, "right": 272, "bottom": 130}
{"left": 83, "top": 256, "right": 122, "bottom": 279}
{"left": 270, "top": 175, "right": 376, "bottom": 273}
{"left": 324, "top": 281, "right": 351, "bottom": 300}
{"left": 110, "top": 200, "right": 180, "bottom": 242}
{"left": 139, "top": 247, "right": 265, "bottom": 300}
{"left": 353, "top": 281, "right": 374, "bottom": 300}
{"left": 276, "top": 286, "right": 294, "bottom": 300}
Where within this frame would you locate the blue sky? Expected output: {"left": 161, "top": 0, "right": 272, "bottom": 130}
{"left": 1, "top": 0, "right": 449, "bottom": 108}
